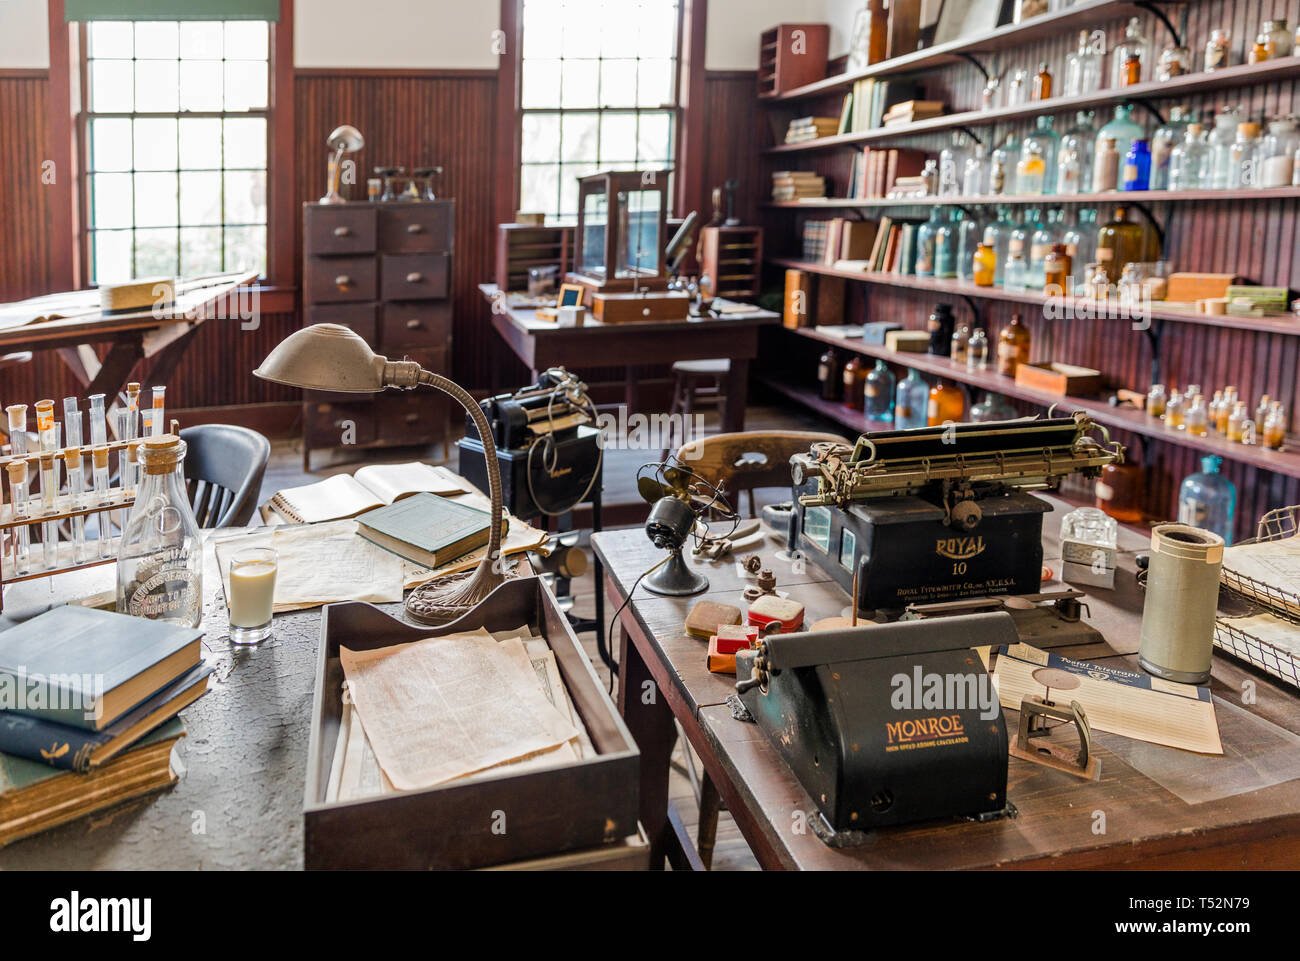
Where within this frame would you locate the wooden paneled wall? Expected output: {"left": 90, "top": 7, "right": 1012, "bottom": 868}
{"left": 758, "top": 0, "right": 1300, "bottom": 538}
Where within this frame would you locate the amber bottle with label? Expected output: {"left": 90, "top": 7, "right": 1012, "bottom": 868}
{"left": 842, "top": 355, "right": 866, "bottom": 410}
{"left": 997, "top": 313, "right": 1032, "bottom": 376}
{"left": 1095, "top": 206, "right": 1145, "bottom": 284}
{"left": 818, "top": 347, "right": 842, "bottom": 401}
{"left": 1095, "top": 462, "right": 1144, "bottom": 524}
{"left": 927, "top": 379, "right": 966, "bottom": 426}
{"left": 1033, "top": 62, "right": 1053, "bottom": 99}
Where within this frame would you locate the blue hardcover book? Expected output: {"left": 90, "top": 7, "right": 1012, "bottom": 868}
{"left": 0, "top": 606, "right": 202, "bottom": 731}
{"left": 0, "top": 663, "right": 212, "bottom": 772}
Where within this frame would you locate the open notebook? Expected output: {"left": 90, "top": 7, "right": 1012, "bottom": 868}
{"left": 263, "top": 462, "right": 467, "bottom": 524}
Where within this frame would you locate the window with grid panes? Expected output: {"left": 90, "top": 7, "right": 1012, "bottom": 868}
{"left": 83, "top": 19, "right": 270, "bottom": 285}
{"left": 519, "top": 0, "right": 681, "bottom": 224}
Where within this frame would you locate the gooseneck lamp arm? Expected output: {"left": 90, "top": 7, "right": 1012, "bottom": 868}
{"left": 253, "top": 324, "right": 504, "bottom": 623}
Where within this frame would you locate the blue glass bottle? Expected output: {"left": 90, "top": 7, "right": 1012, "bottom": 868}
{"left": 895, "top": 368, "right": 929, "bottom": 429}
{"left": 935, "top": 210, "right": 958, "bottom": 279}
{"left": 1123, "top": 139, "right": 1152, "bottom": 190}
{"left": 1177, "top": 455, "right": 1237, "bottom": 544}
{"left": 864, "top": 359, "right": 896, "bottom": 424}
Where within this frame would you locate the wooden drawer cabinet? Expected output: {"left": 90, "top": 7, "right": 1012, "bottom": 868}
{"left": 301, "top": 200, "right": 454, "bottom": 469}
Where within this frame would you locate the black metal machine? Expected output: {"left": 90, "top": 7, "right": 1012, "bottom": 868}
{"left": 735, "top": 613, "right": 1017, "bottom": 838}
{"left": 789, "top": 414, "right": 1124, "bottom": 613}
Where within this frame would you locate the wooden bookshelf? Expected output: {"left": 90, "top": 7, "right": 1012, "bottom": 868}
{"left": 763, "top": 187, "right": 1300, "bottom": 210}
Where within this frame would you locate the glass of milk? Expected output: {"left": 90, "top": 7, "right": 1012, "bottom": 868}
{"left": 228, "top": 547, "right": 278, "bottom": 645}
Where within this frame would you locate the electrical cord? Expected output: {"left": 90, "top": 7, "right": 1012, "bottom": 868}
{"left": 522, "top": 369, "right": 604, "bottom": 518}
{"left": 604, "top": 554, "right": 670, "bottom": 697}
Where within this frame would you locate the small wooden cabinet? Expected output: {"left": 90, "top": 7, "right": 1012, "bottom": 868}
{"left": 301, "top": 200, "right": 455, "bottom": 470}
{"left": 699, "top": 225, "right": 764, "bottom": 299}
{"left": 757, "top": 23, "right": 829, "bottom": 98}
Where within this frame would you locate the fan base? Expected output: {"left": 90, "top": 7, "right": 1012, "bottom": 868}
{"left": 644, "top": 550, "right": 709, "bottom": 597}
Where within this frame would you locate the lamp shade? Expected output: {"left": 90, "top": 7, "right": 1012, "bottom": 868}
{"left": 253, "top": 324, "right": 387, "bottom": 392}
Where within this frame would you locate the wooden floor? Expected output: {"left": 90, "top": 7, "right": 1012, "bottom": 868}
{"left": 260, "top": 398, "right": 847, "bottom": 870}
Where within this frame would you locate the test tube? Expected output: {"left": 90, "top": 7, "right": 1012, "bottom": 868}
{"left": 141, "top": 408, "right": 156, "bottom": 439}
{"left": 125, "top": 383, "right": 140, "bottom": 442}
{"left": 62, "top": 448, "right": 87, "bottom": 565}
{"left": 117, "top": 409, "right": 133, "bottom": 495}
{"left": 88, "top": 393, "right": 107, "bottom": 447}
{"left": 151, "top": 386, "right": 165, "bottom": 437}
{"left": 63, "top": 397, "right": 82, "bottom": 448}
{"left": 38, "top": 451, "right": 57, "bottom": 569}
{"left": 6, "top": 404, "right": 28, "bottom": 455}
{"left": 92, "top": 445, "right": 111, "bottom": 558}
{"left": 5, "top": 460, "right": 30, "bottom": 574}
{"left": 34, "top": 400, "right": 56, "bottom": 451}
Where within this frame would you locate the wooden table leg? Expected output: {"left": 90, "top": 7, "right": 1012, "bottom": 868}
{"left": 724, "top": 356, "right": 750, "bottom": 433}
{"left": 624, "top": 365, "right": 640, "bottom": 416}
{"left": 698, "top": 772, "right": 721, "bottom": 870}
{"left": 614, "top": 603, "right": 677, "bottom": 870}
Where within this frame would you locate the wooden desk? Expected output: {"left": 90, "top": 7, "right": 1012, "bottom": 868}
{"left": 0, "top": 272, "right": 257, "bottom": 403}
{"left": 477, "top": 284, "right": 781, "bottom": 433}
{"left": 593, "top": 499, "right": 1300, "bottom": 870}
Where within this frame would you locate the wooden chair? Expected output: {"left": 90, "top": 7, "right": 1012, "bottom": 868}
{"left": 674, "top": 429, "right": 850, "bottom": 518}
{"left": 179, "top": 424, "right": 270, "bottom": 528}
{"left": 671, "top": 429, "right": 850, "bottom": 868}
{"left": 660, "top": 359, "right": 730, "bottom": 459}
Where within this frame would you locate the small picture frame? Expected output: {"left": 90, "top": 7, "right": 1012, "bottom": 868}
{"left": 557, "top": 283, "right": 586, "bottom": 309}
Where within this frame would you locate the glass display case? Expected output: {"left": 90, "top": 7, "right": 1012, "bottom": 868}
{"left": 571, "top": 170, "right": 671, "bottom": 292}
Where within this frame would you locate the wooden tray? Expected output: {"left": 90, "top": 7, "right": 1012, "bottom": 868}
{"left": 1014, "top": 361, "right": 1102, "bottom": 396}
{"left": 303, "top": 577, "right": 638, "bottom": 869}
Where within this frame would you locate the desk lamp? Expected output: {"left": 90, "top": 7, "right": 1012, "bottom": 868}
{"left": 321, "top": 125, "right": 365, "bottom": 204}
{"left": 254, "top": 324, "right": 504, "bottom": 623}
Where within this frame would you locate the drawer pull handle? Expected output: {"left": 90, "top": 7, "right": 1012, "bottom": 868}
{"left": 407, "top": 223, "right": 424, "bottom": 234}
{"left": 406, "top": 272, "right": 423, "bottom": 283}
{"left": 406, "top": 318, "right": 423, "bottom": 329}
{"left": 332, "top": 226, "right": 351, "bottom": 237}
{"left": 334, "top": 274, "right": 352, "bottom": 287}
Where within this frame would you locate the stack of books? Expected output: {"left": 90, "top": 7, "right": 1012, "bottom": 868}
{"left": 0, "top": 607, "right": 209, "bottom": 847}
{"left": 847, "top": 147, "right": 928, "bottom": 199}
{"left": 784, "top": 116, "right": 840, "bottom": 143}
{"left": 838, "top": 79, "right": 926, "bottom": 134}
{"left": 806, "top": 218, "right": 879, "bottom": 267}
{"left": 883, "top": 99, "right": 945, "bottom": 126}
{"left": 771, "top": 170, "right": 826, "bottom": 202}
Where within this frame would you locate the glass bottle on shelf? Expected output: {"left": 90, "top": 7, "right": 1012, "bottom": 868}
{"left": 1157, "top": 38, "right": 1192, "bottom": 81}
{"left": 956, "top": 209, "right": 982, "bottom": 281}
{"left": 968, "top": 328, "right": 990, "bottom": 369}
{"left": 1032, "top": 61, "right": 1053, "bottom": 100}
{"left": 1254, "top": 394, "right": 1272, "bottom": 435}
{"left": 1004, "top": 251, "right": 1028, "bottom": 290}
{"left": 1096, "top": 463, "right": 1145, "bottom": 524}
{"left": 1257, "top": 116, "right": 1299, "bottom": 188}
{"left": 1177, "top": 456, "right": 1237, "bottom": 544}
{"left": 921, "top": 158, "right": 939, "bottom": 195}
{"left": 863, "top": 359, "right": 896, "bottom": 423}
{"left": 1006, "top": 68, "right": 1029, "bottom": 107}
{"left": 1146, "top": 383, "right": 1168, "bottom": 418}
{"left": 1122, "top": 139, "right": 1152, "bottom": 190}
{"left": 1028, "top": 208, "right": 1061, "bottom": 290}
{"left": 1036, "top": 115, "right": 1062, "bottom": 193}
{"left": 1044, "top": 243, "right": 1072, "bottom": 293}
{"left": 1226, "top": 401, "right": 1248, "bottom": 441}
{"left": 842, "top": 355, "right": 866, "bottom": 411}
{"left": 1165, "top": 389, "right": 1185, "bottom": 429}
{"left": 927, "top": 303, "right": 956, "bottom": 356}
{"left": 1093, "top": 137, "right": 1120, "bottom": 192}
{"left": 1063, "top": 207, "right": 1097, "bottom": 273}
{"left": 997, "top": 313, "right": 1031, "bottom": 376}
{"left": 817, "top": 347, "right": 843, "bottom": 401}
{"left": 1209, "top": 107, "right": 1243, "bottom": 188}
{"left": 1217, "top": 386, "right": 1239, "bottom": 433}
{"left": 1229, "top": 120, "right": 1262, "bottom": 187}
{"left": 895, "top": 369, "right": 930, "bottom": 429}
{"left": 982, "top": 72, "right": 1001, "bottom": 111}
{"left": 984, "top": 206, "right": 1016, "bottom": 283}
{"left": 935, "top": 211, "right": 958, "bottom": 279}
{"left": 1184, "top": 393, "right": 1209, "bottom": 436}
{"left": 915, "top": 206, "right": 945, "bottom": 276}
{"left": 950, "top": 324, "right": 971, "bottom": 364}
{"left": 963, "top": 143, "right": 990, "bottom": 196}
{"left": 992, "top": 132, "right": 1020, "bottom": 195}
{"left": 927, "top": 380, "right": 967, "bottom": 426}
{"left": 1064, "top": 30, "right": 1103, "bottom": 97}
{"left": 1096, "top": 206, "right": 1144, "bottom": 283}
{"left": 970, "top": 391, "right": 1017, "bottom": 422}
{"left": 1208, "top": 389, "right": 1225, "bottom": 432}
{"left": 1098, "top": 104, "right": 1145, "bottom": 184}
{"left": 1057, "top": 145, "right": 1083, "bottom": 195}
{"left": 1204, "top": 28, "right": 1231, "bottom": 72}
{"left": 1168, "top": 122, "right": 1209, "bottom": 189}
{"left": 939, "top": 132, "right": 970, "bottom": 198}
{"left": 1264, "top": 19, "right": 1292, "bottom": 58}
{"left": 973, "top": 242, "right": 997, "bottom": 286}
{"left": 1113, "top": 17, "right": 1150, "bottom": 87}
{"left": 1061, "top": 107, "right": 1099, "bottom": 188}
{"left": 115, "top": 435, "right": 204, "bottom": 628}
{"left": 1265, "top": 402, "right": 1287, "bottom": 449}
{"left": 1150, "top": 107, "right": 1190, "bottom": 189}
{"left": 1017, "top": 142, "right": 1047, "bottom": 196}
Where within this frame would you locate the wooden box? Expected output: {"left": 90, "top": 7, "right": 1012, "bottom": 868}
{"left": 700, "top": 225, "right": 763, "bottom": 299}
{"left": 758, "top": 23, "right": 829, "bottom": 97}
{"left": 495, "top": 223, "right": 572, "bottom": 293}
{"left": 589, "top": 291, "right": 691, "bottom": 323}
{"left": 1014, "top": 361, "right": 1102, "bottom": 397}
{"left": 303, "top": 578, "right": 639, "bottom": 870}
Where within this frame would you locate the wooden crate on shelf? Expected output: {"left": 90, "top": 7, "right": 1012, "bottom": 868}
{"left": 758, "top": 24, "right": 829, "bottom": 98}
{"left": 700, "top": 225, "right": 764, "bottom": 299}
{"left": 495, "top": 223, "right": 573, "bottom": 293}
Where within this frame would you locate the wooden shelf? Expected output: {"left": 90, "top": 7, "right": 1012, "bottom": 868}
{"left": 767, "top": 257, "right": 1300, "bottom": 337}
{"left": 763, "top": 187, "right": 1300, "bottom": 209}
{"left": 756, "top": 373, "right": 894, "bottom": 435}
{"left": 765, "top": 58, "right": 1300, "bottom": 153}
{"left": 771, "top": 325, "right": 1300, "bottom": 479}
{"left": 763, "top": 0, "right": 1151, "bottom": 103}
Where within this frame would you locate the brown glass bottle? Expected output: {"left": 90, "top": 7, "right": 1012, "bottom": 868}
{"left": 842, "top": 355, "right": 866, "bottom": 410}
{"left": 997, "top": 313, "right": 1032, "bottom": 377}
{"left": 818, "top": 347, "right": 842, "bottom": 401}
{"left": 1096, "top": 206, "right": 1145, "bottom": 285}
{"left": 1095, "top": 462, "right": 1144, "bottom": 523}
{"left": 1033, "top": 62, "right": 1053, "bottom": 99}
{"left": 927, "top": 379, "right": 966, "bottom": 425}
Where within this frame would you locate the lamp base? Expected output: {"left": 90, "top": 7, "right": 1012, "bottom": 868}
{"left": 643, "top": 550, "right": 709, "bottom": 597}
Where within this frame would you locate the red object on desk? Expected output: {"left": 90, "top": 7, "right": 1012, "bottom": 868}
{"left": 747, "top": 595, "right": 805, "bottom": 633}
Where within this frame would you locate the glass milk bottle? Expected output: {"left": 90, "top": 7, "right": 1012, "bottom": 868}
{"left": 116, "top": 434, "right": 204, "bottom": 628}
{"left": 1178, "top": 456, "right": 1237, "bottom": 544}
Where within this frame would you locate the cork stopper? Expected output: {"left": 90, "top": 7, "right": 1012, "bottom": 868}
{"left": 139, "top": 433, "right": 185, "bottom": 475}
{"left": 61, "top": 448, "right": 79, "bottom": 469}
{"left": 92, "top": 445, "right": 109, "bottom": 469}
{"left": 38, "top": 451, "right": 53, "bottom": 470}
{"left": 1238, "top": 121, "right": 1261, "bottom": 138}
{"left": 5, "top": 459, "right": 27, "bottom": 482}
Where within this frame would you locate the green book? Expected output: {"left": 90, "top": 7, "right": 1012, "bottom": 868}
{"left": 355, "top": 492, "right": 500, "bottom": 568}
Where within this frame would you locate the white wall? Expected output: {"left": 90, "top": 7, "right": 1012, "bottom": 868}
{"left": 0, "top": 0, "right": 50, "bottom": 68}
{"left": 294, "top": 0, "right": 499, "bottom": 69}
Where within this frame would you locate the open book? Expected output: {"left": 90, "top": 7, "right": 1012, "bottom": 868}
{"left": 263, "top": 462, "right": 467, "bottom": 525}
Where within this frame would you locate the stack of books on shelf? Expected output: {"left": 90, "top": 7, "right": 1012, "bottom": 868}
{"left": 838, "top": 79, "right": 925, "bottom": 134}
{"left": 773, "top": 170, "right": 827, "bottom": 202}
{"left": 784, "top": 115, "right": 840, "bottom": 143}
{"left": 805, "top": 218, "right": 880, "bottom": 267}
{"left": 801, "top": 220, "right": 830, "bottom": 262}
{"left": 0, "top": 606, "right": 210, "bottom": 847}
{"left": 847, "top": 147, "right": 927, "bottom": 199}
{"left": 826, "top": 216, "right": 924, "bottom": 275}
{"left": 883, "top": 99, "right": 945, "bottom": 126}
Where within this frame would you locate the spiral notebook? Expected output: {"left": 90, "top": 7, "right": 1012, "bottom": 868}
{"left": 264, "top": 462, "right": 466, "bottom": 524}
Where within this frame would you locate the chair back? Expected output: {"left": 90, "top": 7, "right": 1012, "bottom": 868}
{"left": 674, "top": 430, "right": 850, "bottom": 517}
{"left": 179, "top": 424, "right": 271, "bottom": 528}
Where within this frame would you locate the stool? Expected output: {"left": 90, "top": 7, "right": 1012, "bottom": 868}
{"left": 661, "top": 358, "right": 729, "bottom": 459}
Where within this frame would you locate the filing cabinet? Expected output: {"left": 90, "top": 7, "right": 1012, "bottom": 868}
{"left": 301, "top": 200, "right": 455, "bottom": 470}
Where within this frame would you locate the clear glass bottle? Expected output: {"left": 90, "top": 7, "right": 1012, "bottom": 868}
{"left": 1226, "top": 401, "right": 1248, "bottom": 441}
{"left": 967, "top": 328, "right": 990, "bottom": 368}
{"left": 1006, "top": 67, "right": 1029, "bottom": 107}
{"left": 934, "top": 210, "right": 959, "bottom": 278}
{"left": 1017, "top": 142, "right": 1047, "bottom": 196}
{"left": 1209, "top": 107, "right": 1243, "bottom": 188}
{"left": 1003, "top": 251, "right": 1028, "bottom": 290}
{"left": 1061, "top": 108, "right": 1098, "bottom": 189}
{"left": 1217, "top": 386, "right": 1239, "bottom": 433}
{"left": 1204, "top": 28, "right": 1231, "bottom": 72}
{"left": 970, "top": 390, "right": 1016, "bottom": 421}
{"left": 1057, "top": 145, "right": 1083, "bottom": 195}
{"left": 1158, "top": 39, "right": 1192, "bottom": 81}
{"left": 1098, "top": 104, "right": 1145, "bottom": 185}
{"left": 939, "top": 132, "right": 970, "bottom": 198}
{"left": 1255, "top": 393, "right": 1272, "bottom": 435}
{"left": 1208, "top": 389, "right": 1226, "bottom": 433}
{"left": 950, "top": 324, "right": 971, "bottom": 364}
{"left": 863, "top": 359, "right": 896, "bottom": 423}
{"left": 1150, "top": 107, "right": 1190, "bottom": 189}
{"left": 1168, "top": 122, "right": 1209, "bottom": 189}
{"left": 1184, "top": 392, "right": 1209, "bottom": 436}
{"left": 1256, "top": 116, "right": 1299, "bottom": 188}
{"left": 1113, "top": 17, "right": 1150, "bottom": 87}
{"left": 1062, "top": 207, "right": 1097, "bottom": 275}
{"left": 1060, "top": 506, "right": 1118, "bottom": 570}
{"left": 915, "top": 206, "right": 945, "bottom": 277}
{"left": 1229, "top": 120, "right": 1262, "bottom": 187}
{"left": 1064, "top": 30, "right": 1103, "bottom": 97}
{"left": 984, "top": 205, "right": 1016, "bottom": 283}
{"left": 1264, "top": 401, "right": 1288, "bottom": 449}
{"left": 895, "top": 369, "right": 930, "bottom": 429}
{"left": 963, "top": 143, "right": 990, "bottom": 196}
{"left": 1123, "top": 139, "right": 1152, "bottom": 190}
{"left": 116, "top": 434, "right": 204, "bottom": 628}
{"left": 991, "top": 132, "right": 1020, "bottom": 195}
{"left": 1028, "top": 207, "right": 1061, "bottom": 290}
{"left": 921, "top": 158, "right": 939, "bottom": 195}
{"left": 1165, "top": 389, "right": 1185, "bottom": 429}
{"left": 1147, "top": 383, "right": 1168, "bottom": 417}
{"left": 955, "top": 208, "right": 982, "bottom": 281}
{"left": 1177, "top": 455, "right": 1237, "bottom": 544}
{"left": 1264, "top": 19, "right": 1293, "bottom": 57}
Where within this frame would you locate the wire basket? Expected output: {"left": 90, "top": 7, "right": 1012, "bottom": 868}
{"left": 1219, "top": 505, "right": 1300, "bottom": 617}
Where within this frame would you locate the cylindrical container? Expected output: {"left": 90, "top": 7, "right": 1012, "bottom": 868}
{"left": 1138, "top": 524, "right": 1224, "bottom": 683}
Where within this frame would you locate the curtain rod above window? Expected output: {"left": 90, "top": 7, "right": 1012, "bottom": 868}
{"left": 65, "top": 0, "right": 279, "bottom": 20}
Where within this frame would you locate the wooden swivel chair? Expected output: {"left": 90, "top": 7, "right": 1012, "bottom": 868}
{"left": 179, "top": 424, "right": 271, "bottom": 528}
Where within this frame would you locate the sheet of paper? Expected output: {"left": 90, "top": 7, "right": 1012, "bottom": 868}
{"left": 340, "top": 630, "right": 578, "bottom": 790}
{"left": 1222, "top": 536, "right": 1300, "bottom": 615}
{"left": 1219, "top": 611, "right": 1300, "bottom": 658}
{"left": 993, "top": 643, "right": 1222, "bottom": 754}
